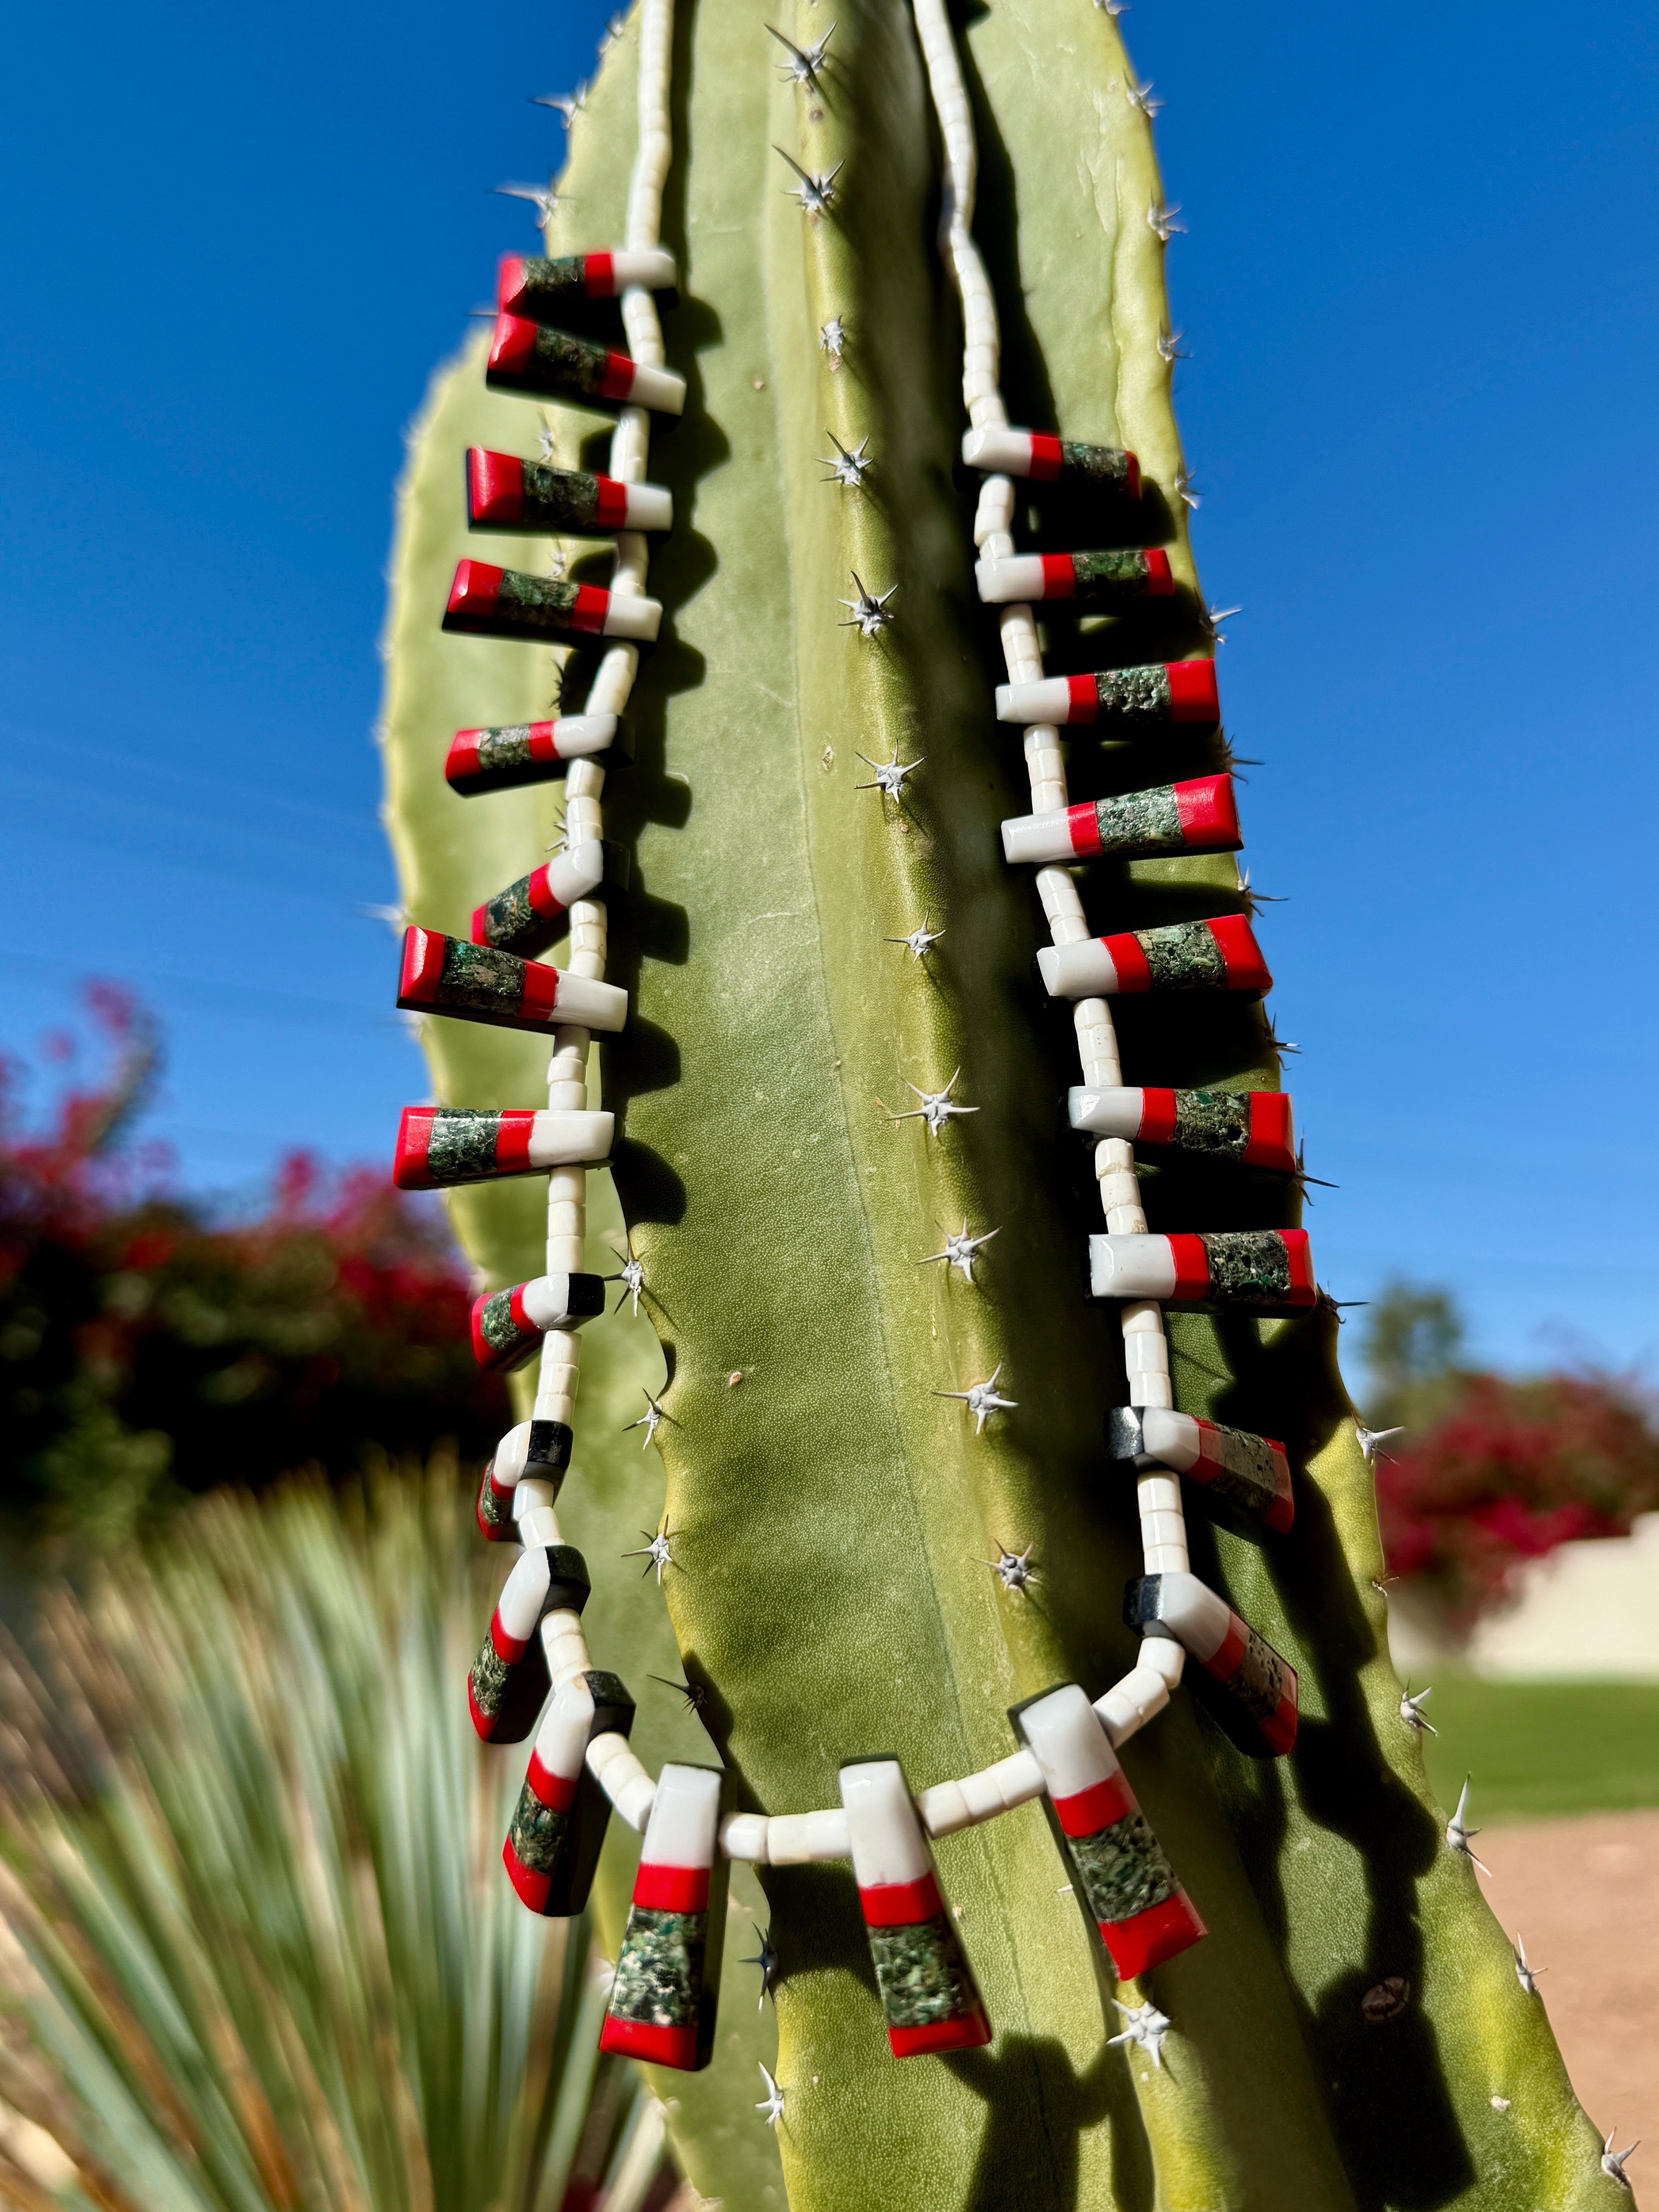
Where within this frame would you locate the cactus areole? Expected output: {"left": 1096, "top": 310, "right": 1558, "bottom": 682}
{"left": 380, "top": 2, "right": 1610, "bottom": 2205}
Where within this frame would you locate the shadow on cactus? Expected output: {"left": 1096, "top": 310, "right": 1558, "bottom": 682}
{"left": 378, "top": 1, "right": 1620, "bottom": 2207}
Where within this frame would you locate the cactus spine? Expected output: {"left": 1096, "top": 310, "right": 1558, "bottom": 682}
{"left": 381, "top": 2, "right": 1616, "bottom": 2206}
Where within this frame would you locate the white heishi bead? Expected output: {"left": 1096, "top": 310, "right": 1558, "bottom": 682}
{"left": 1142, "top": 1570, "right": 1231, "bottom": 1663}
{"left": 550, "top": 973, "right": 627, "bottom": 1031}
{"left": 541, "top": 1610, "right": 590, "bottom": 1688}
{"left": 1094, "top": 1664, "right": 1171, "bottom": 1745}
{"left": 491, "top": 1419, "right": 534, "bottom": 1488}
{"left": 935, "top": 1750, "right": 1045, "bottom": 1829}
{"left": 621, "top": 482, "right": 673, "bottom": 531}
{"left": 600, "top": 594, "right": 663, "bottom": 642}
{"left": 517, "top": 1503, "right": 563, "bottom": 1547}
{"left": 1017, "top": 1682, "right": 1121, "bottom": 1801}
{"left": 587, "top": 1731, "right": 657, "bottom": 1830}
{"left": 543, "top": 843, "right": 606, "bottom": 907}
{"left": 1039, "top": 940, "right": 1121, "bottom": 998}
{"left": 1132, "top": 1374, "right": 1176, "bottom": 1410}
{"left": 976, "top": 555, "right": 1049, "bottom": 605}
{"left": 622, "top": 361, "right": 686, "bottom": 415}
{"left": 996, "top": 677, "right": 1076, "bottom": 724}
{"left": 840, "top": 1760, "right": 931, "bottom": 1889}
{"left": 1124, "top": 1335, "right": 1168, "bottom": 1376}
{"left": 1135, "top": 1474, "right": 1183, "bottom": 1514}
{"left": 1139, "top": 1408, "right": 1203, "bottom": 1475}
{"left": 1089, "top": 1234, "right": 1180, "bottom": 1300}
{"left": 551, "top": 713, "right": 619, "bottom": 758}
{"left": 1137, "top": 1634, "right": 1189, "bottom": 1688}
{"left": 718, "top": 1813, "right": 769, "bottom": 1862}
{"left": 961, "top": 424, "right": 1036, "bottom": 474}
{"left": 1069, "top": 1087, "right": 1147, "bottom": 1139}
{"left": 639, "top": 1762, "right": 721, "bottom": 1871}
{"left": 612, "top": 247, "right": 678, "bottom": 291}
{"left": 1001, "top": 808, "right": 1077, "bottom": 865}
{"left": 497, "top": 1546, "right": 554, "bottom": 1641}
{"left": 534, "top": 1670, "right": 598, "bottom": 1786}
{"left": 526, "top": 1109, "right": 615, "bottom": 1168}
{"left": 1145, "top": 1541, "right": 1189, "bottom": 1573}
{"left": 1140, "top": 1511, "right": 1189, "bottom": 1554}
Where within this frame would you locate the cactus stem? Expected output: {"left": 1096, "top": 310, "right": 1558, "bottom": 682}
{"left": 819, "top": 315, "right": 848, "bottom": 364}
{"left": 1445, "top": 1778, "right": 1491, "bottom": 1875}
{"left": 765, "top": 20, "right": 834, "bottom": 88}
{"left": 650, "top": 1673, "right": 711, "bottom": 1716}
{"left": 495, "top": 181, "right": 559, "bottom": 223}
{"left": 919, "top": 1220, "right": 998, "bottom": 1281}
{"left": 531, "top": 90, "right": 584, "bottom": 122}
{"left": 1356, "top": 1422, "right": 1404, "bottom": 1460}
{"left": 1148, "top": 197, "right": 1186, "bottom": 241}
{"left": 622, "top": 1518, "right": 679, "bottom": 1583}
{"left": 1603, "top": 2134, "right": 1639, "bottom": 2190}
{"left": 934, "top": 1364, "right": 1018, "bottom": 1433}
{"left": 853, "top": 745, "right": 918, "bottom": 795}
{"left": 1513, "top": 1933, "right": 1544, "bottom": 1996}
{"left": 1157, "top": 324, "right": 1190, "bottom": 361}
{"left": 1125, "top": 77, "right": 1163, "bottom": 118}
{"left": 1174, "top": 468, "right": 1202, "bottom": 507}
{"left": 1398, "top": 1683, "right": 1437, "bottom": 1735}
{"left": 740, "top": 1926, "right": 781, "bottom": 2007}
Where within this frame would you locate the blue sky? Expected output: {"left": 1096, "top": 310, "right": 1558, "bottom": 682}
{"left": 1, "top": 0, "right": 1655, "bottom": 1373}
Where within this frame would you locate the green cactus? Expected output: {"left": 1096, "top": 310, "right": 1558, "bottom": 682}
{"left": 380, "top": 2, "right": 1619, "bottom": 2207}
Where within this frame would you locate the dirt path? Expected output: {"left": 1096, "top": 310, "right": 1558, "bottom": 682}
{"left": 1480, "top": 1808, "right": 1658, "bottom": 2184}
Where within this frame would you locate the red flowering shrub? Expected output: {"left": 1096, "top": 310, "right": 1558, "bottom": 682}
{"left": 0, "top": 987, "right": 505, "bottom": 1544}
{"left": 1375, "top": 1371, "right": 1659, "bottom": 1633}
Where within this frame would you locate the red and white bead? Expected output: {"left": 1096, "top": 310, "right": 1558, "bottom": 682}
{"left": 1087, "top": 1230, "right": 1317, "bottom": 1308}
{"left": 1038, "top": 914, "right": 1271, "bottom": 999}
{"left": 1001, "top": 776, "right": 1239, "bottom": 864}
{"left": 1066, "top": 1085, "right": 1296, "bottom": 1173}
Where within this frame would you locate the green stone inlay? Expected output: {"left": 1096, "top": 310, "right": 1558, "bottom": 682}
{"left": 1230, "top": 1628, "right": 1291, "bottom": 1731}
{"left": 514, "top": 254, "right": 592, "bottom": 311}
{"left": 496, "top": 571, "right": 584, "bottom": 630}
{"left": 438, "top": 938, "right": 525, "bottom": 1015}
{"left": 480, "top": 876, "right": 539, "bottom": 951}
{"left": 1070, "top": 548, "right": 1150, "bottom": 600}
{"left": 608, "top": 1906, "right": 705, "bottom": 2029}
{"left": 508, "top": 1779, "right": 570, "bottom": 1875}
{"left": 519, "top": 462, "right": 603, "bottom": 533}
{"left": 1200, "top": 1230, "right": 1293, "bottom": 1305}
{"left": 477, "top": 1291, "right": 525, "bottom": 1355}
{"left": 867, "top": 1914, "right": 977, "bottom": 2030}
{"left": 1211, "top": 1424, "right": 1284, "bottom": 1511}
{"left": 426, "top": 1109, "right": 505, "bottom": 1185}
{"left": 1068, "top": 1810, "right": 1180, "bottom": 1926}
{"left": 1059, "top": 440, "right": 1134, "bottom": 489}
{"left": 470, "top": 1630, "right": 510, "bottom": 1721}
{"left": 1139, "top": 920, "right": 1226, "bottom": 990}
{"left": 1094, "top": 783, "right": 1182, "bottom": 857}
{"left": 474, "top": 725, "right": 537, "bottom": 774}
{"left": 1093, "top": 664, "right": 1175, "bottom": 720}
{"left": 530, "top": 326, "right": 611, "bottom": 398}
{"left": 476, "top": 1464, "right": 512, "bottom": 1535}
{"left": 1171, "top": 1088, "right": 1252, "bottom": 1158}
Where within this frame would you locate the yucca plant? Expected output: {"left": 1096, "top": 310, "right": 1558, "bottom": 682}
{"left": 0, "top": 1470, "right": 686, "bottom": 2212}
{"left": 379, "top": 1, "right": 1623, "bottom": 2206}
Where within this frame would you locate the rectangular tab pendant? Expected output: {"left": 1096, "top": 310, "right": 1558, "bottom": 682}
{"left": 961, "top": 425, "right": 1140, "bottom": 498}
{"left": 395, "top": 1106, "right": 613, "bottom": 1192}
{"left": 1010, "top": 1683, "right": 1206, "bottom": 1977}
{"left": 470, "top": 843, "right": 605, "bottom": 957}
{"left": 488, "top": 313, "right": 686, "bottom": 414}
{"left": 504, "top": 1669, "right": 636, "bottom": 1917}
{"left": 1066, "top": 1085, "right": 1295, "bottom": 1174}
{"left": 398, "top": 927, "right": 627, "bottom": 1035}
{"left": 444, "top": 560, "right": 662, "bottom": 644}
{"left": 467, "top": 1542, "right": 592, "bottom": 1743}
{"left": 996, "top": 660, "right": 1219, "bottom": 727}
{"left": 1039, "top": 915, "right": 1270, "bottom": 999}
{"left": 1124, "top": 1572, "right": 1299, "bottom": 1756}
{"left": 467, "top": 450, "right": 673, "bottom": 535}
{"left": 840, "top": 1758, "right": 992, "bottom": 2056}
{"left": 1003, "top": 776, "right": 1239, "bottom": 865}
{"left": 976, "top": 548, "right": 1173, "bottom": 606}
{"left": 470, "top": 1273, "right": 608, "bottom": 1370}
{"left": 497, "top": 248, "right": 678, "bottom": 316}
{"left": 599, "top": 1764, "right": 729, "bottom": 2070}
{"left": 445, "top": 716, "right": 623, "bottom": 795}
{"left": 476, "top": 1416, "right": 574, "bottom": 1540}
{"left": 1106, "top": 1407, "right": 1294, "bottom": 1532}
{"left": 1088, "top": 1230, "right": 1316, "bottom": 1310}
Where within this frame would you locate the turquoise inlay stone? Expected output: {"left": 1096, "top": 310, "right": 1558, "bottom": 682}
{"left": 1060, "top": 441, "right": 1136, "bottom": 490}
{"left": 1093, "top": 665, "right": 1174, "bottom": 720}
{"left": 1067, "top": 1811, "right": 1180, "bottom": 1925}
{"left": 438, "top": 939, "right": 526, "bottom": 1016}
{"left": 869, "top": 1915, "right": 978, "bottom": 2031}
{"left": 1171, "top": 1090, "right": 1252, "bottom": 1157}
{"left": 1199, "top": 1230, "right": 1293, "bottom": 1305}
{"left": 1094, "top": 784, "right": 1183, "bottom": 856}
{"left": 426, "top": 1110, "right": 503, "bottom": 1185}
{"left": 508, "top": 1784, "right": 569, "bottom": 1876}
{"left": 1139, "top": 921, "right": 1227, "bottom": 990}
{"left": 609, "top": 1907, "right": 706, "bottom": 2028}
